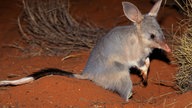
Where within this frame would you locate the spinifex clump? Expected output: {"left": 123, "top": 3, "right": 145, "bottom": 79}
{"left": 173, "top": 0, "right": 192, "bottom": 92}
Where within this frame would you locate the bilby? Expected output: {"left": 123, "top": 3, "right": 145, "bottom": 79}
{"left": 0, "top": 0, "right": 171, "bottom": 101}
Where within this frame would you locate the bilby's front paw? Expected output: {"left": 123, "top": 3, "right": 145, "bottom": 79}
{"left": 139, "top": 57, "right": 150, "bottom": 86}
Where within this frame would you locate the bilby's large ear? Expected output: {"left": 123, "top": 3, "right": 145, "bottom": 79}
{"left": 122, "top": 2, "right": 143, "bottom": 23}
{"left": 148, "top": 0, "right": 162, "bottom": 17}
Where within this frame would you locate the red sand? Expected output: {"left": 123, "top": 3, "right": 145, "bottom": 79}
{"left": 0, "top": 0, "right": 192, "bottom": 108}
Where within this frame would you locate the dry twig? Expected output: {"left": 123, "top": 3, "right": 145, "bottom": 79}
{"left": 18, "top": 0, "right": 107, "bottom": 56}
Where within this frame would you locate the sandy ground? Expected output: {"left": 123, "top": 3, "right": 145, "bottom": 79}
{"left": 0, "top": 0, "right": 192, "bottom": 108}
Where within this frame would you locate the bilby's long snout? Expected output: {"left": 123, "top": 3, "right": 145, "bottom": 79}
{"left": 159, "top": 41, "right": 171, "bottom": 53}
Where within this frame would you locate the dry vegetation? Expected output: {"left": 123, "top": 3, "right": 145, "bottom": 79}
{"left": 172, "top": 0, "right": 192, "bottom": 92}
{"left": 18, "top": 0, "right": 107, "bottom": 56}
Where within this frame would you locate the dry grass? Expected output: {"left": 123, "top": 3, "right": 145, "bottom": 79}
{"left": 172, "top": 0, "right": 192, "bottom": 92}
{"left": 18, "top": 0, "right": 107, "bottom": 56}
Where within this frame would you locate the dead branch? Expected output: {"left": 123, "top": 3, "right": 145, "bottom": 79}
{"left": 18, "top": 0, "right": 107, "bottom": 56}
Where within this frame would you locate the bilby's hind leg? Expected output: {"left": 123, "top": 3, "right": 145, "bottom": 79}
{"left": 93, "top": 70, "right": 133, "bottom": 102}
{"left": 118, "top": 75, "right": 133, "bottom": 102}
{"left": 112, "top": 72, "right": 133, "bottom": 102}
{"left": 138, "top": 57, "right": 150, "bottom": 86}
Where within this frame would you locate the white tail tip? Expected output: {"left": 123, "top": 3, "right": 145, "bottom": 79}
{"left": 0, "top": 77, "right": 34, "bottom": 86}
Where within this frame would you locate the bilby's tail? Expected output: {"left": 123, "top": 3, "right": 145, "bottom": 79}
{"left": 0, "top": 68, "right": 86, "bottom": 86}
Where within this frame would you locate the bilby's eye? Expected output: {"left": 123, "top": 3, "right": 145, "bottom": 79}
{"left": 150, "top": 34, "right": 155, "bottom": 39}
